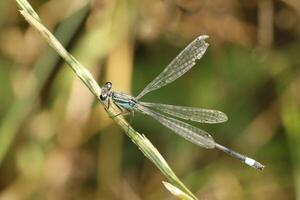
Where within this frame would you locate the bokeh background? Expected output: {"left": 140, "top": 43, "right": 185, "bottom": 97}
{"left": 0, "top": 0, "right": 300, "bottom": 199}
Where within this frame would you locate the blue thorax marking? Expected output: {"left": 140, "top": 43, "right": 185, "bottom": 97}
{"left": 112, "top": 92, "right": 137, "bottom": 111}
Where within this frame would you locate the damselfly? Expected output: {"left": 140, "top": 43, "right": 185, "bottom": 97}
{"left": 99, "top": 35, "right": 264, "bottom": 170}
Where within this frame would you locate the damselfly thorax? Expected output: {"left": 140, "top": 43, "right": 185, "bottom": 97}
{"left": 100, "top": 82, "right": 138, "bottom": 112}
{"left": 111, "top": 92, "right": 138, "bottom": 111}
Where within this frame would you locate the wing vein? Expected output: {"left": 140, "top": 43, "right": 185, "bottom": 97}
{"left": 136, "top": 35, "right": 209, "bottom": 99}
{"left": 135, "top": 104, "right": 216, "bottom": 149}
{"left": 140, "top": 102, "right": 228, "bottom": 123}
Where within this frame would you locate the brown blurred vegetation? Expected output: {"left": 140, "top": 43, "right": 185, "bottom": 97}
{"left": 0, "top": 0, "right": 300, "bottom": 199}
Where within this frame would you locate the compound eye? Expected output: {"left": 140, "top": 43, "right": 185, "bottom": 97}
{"left": 105, "top": 82, "right": 112, "bottom": 90}
{"left": 100, "top": 93, "right": 108, "bottom": 101}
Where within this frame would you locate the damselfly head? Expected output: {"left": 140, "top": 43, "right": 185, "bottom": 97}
{"left": 105, "top": 82, "right": 112, "bottom": 90}
{"left": 100, "top": 82, "right": 113, "bottom": 101}
{"left": 100, "top": 93, "right": 108, "bottom": 101}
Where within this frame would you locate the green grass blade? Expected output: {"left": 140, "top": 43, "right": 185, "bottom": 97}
{"left": 0, "top": 3, "right": 90, "bottom": 164}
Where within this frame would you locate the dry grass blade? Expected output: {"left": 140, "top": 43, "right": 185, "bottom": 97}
{"left": 163, "top": 181, "right": 195, "bottom": 200}
{"left": 15, "top": 0, "right": 198, "bottom": 199}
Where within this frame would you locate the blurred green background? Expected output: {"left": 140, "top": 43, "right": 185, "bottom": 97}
{"left": 0, "top": 0, "right": 300, "bottom": 199}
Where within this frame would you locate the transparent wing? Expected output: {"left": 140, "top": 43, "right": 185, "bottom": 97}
{"left": 134, "top": 103, "right": 265, "bottom": 170}
{"left": 136, "top": 35, "right": 209, "bottom": 99}
{"left": 140, "top": 102, "right": 228, "bottom": 124}
{"left": 135, "top": 104, "right": 215, "bottom": 149}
